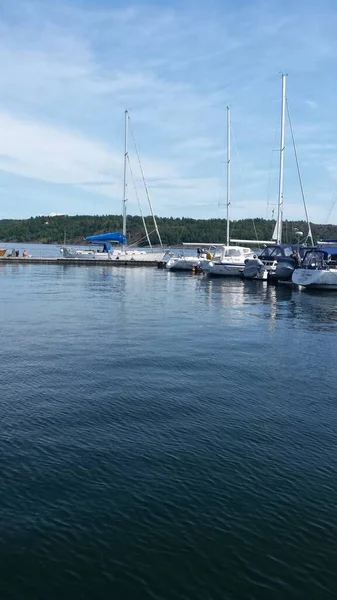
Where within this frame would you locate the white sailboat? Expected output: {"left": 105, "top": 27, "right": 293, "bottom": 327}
{"left": 62, "top": 111, "right": 168, "bottom": 263}
{"left": 201, "top": 106, "right": 253, "bottom": 276}
{"left": 292, "top": 247, "right": 337, "bottom": 289}
{"left": 243, "top": 75, "right": 314, "bottom": 281}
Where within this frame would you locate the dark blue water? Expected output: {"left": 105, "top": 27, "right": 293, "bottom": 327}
{"left": 1, "top": 261, "right": 337, "bottom": 599}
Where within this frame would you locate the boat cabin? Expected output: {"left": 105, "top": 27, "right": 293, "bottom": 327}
{"left": 301, "top": 248, "right": 337, "bottom": 269}
{"left": 259, "top": 244, "right": 309, "bottom": 263}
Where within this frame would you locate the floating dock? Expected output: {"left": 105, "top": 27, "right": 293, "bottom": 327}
{"left": 0, "top": 257, "right": 166, "bottom": 267}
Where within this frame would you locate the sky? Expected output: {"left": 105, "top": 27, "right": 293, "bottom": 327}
{"left": 1, "top": 0, "right": 337, "bottom": 222}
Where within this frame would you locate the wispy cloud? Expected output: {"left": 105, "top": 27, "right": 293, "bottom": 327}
{"left": 0, "top": 0, "right": 337, "bottom": 222}
{"left": 305, "top": 99, "right": 318, "bottom": 110}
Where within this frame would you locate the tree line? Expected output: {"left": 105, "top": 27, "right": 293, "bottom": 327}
{"left": 0, "top": 214, "right": 336, "bottom": 246}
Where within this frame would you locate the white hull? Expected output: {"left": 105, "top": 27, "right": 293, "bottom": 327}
{"left": 202, "top": 262, "right": 245, "bottom": 276}
{"left": 166, "top": 256, "right": 200, "bottom": 271}
{"left": 201, "top": 246, "right": 253, "bottom": 277}
{"left": 61, "top": 247, "right": 167, "bottom": 262}
{"left": 62, "top": 248, "right": 109, "bottom": 259}
{"left": 292, "top": 268, "right": 337, "bottom": 289}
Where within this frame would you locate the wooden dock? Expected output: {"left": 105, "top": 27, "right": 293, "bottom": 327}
{"left": 0, "top": 257, "right": 166, "bottom": 267}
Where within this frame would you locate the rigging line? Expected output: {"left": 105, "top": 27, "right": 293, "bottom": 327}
{"left": 135, "top": 229, "right": 157, "bottom": 245}
{"left": 231, "top": 121, "right": 260, "bottom": 246}
{"left": 325, "top": 196, "right": 337, "bottom": 224}
{"left": 286, "top": 99, "right": 314, "bottom": 246}
{"left": 127, "top": 114, "right": 163, "bottom": 248}
{"left": 133, "top": 232, "right": 156, "bottom": 246}
{"left": 126, "top": 154, "right": 152, "bottom": 248}
{"left": 126, "top": 229, "right": 157, "bottom": 247}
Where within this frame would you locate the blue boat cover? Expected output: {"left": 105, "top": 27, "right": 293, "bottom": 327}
{"left": 321, "top": 247, "right": 337, "bottom": 254}
{"left": 306, "top": 247, "right": 337, "bottom": 256}
{"left": 86, "top": 232, "right": 126, "bottom": 246}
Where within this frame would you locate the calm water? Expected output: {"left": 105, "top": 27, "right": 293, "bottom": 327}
{"left": 1, "top": 254, "right": 337, "bottom": 599}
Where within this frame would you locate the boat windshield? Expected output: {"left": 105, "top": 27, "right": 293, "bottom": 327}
{"left": 260, "top": 246, "right": 285, "bottom": 258}
{"left": 302, "top": 250, "right": 326, "bottom": 269}
{"left": 223, "top": 248, "right": 242, "bottom": 257}
{"left": 259, "top": 246, "right": 275, "bottom": 257}
{"left": 260, "top": 245, "right": 294, "bottom": 259}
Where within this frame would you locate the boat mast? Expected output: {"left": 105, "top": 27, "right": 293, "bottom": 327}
{"left": 122, "top": 109, "right": 128, "bottom": 239}
{"left": 226, "top": 106, "right": 231, "bottom": 247}
{"left": 128, "top": 113, "right": 163, "bottom": 248}
{"left": 276, "top": 74, "right": 286, "bottom": 245}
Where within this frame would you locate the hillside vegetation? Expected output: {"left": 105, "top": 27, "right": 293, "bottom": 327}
{"left": 0, "top": 214, "right": 336, "bottom": 246}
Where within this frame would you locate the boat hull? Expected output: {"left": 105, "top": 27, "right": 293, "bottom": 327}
{"left": 203, "top": 262, "right": 245, "bottom": 277}
{"left": 292, "top": 268, "right": 337, "bottom": 289}
{"left": 165, "top": 257, "right": 200, "bottom": 271}
{"left": 269, "top": 260, "right": 295, "bottom": 281}
{"left": 243, "top": 258, "right": 295, "bottom": 281}
{"left": 62, "top": 247, "right": 167, "bottom": 262}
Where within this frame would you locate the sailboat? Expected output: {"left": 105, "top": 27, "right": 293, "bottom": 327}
{"left": 243, "top": 75, "right": 313, "bottom": 281}
{"left": 62, "top": 111, "right": 168, "bottom": 263}
{"left": 292, "top": 246, "right": 337, "bottom": 289}
{"left": 201, "top": 106, "right": 253, "bottom": 276}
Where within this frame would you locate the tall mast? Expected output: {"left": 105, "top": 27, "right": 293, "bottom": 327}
{"left": 226, "top": 106, "right": 231, "bottom": 247}
{"left": 276, "top": 74, "right": 286, "bottom": 245}
{"left": 122, "top": 109, "right": 128, "bottom": 239}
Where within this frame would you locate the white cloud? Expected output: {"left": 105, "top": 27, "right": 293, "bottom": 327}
{"left": 305, "top": 99, "right": 318, "bottom": 110}
{"left": 0, "top": 0, "right": 337, "bottom": 221}
{"left": 0, "top": 111, "right": 179, "bottom": 185}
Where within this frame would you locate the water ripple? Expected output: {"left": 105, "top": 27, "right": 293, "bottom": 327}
{"left": 0, "top": 264, "right": 336, "bottom": 599}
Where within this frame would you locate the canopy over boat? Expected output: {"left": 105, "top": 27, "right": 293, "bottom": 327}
{"left": 310, "top": 247, "right": 337, "bottom": 256}
{"left": 85, "top": 232, "right": 126, "bottom": 248}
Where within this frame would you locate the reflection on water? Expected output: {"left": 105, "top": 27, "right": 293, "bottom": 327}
{"left": 1, "top": 263, "right": 337, "bottom": 600}
{"left": 292, "top": 288, "right": 337, "bottom": 330}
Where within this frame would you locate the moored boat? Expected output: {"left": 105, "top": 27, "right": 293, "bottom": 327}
{"left": 292, "top": 247, "right": 337, "bottom": 290}
{"left": 165, "top": 247, "right": 217, "bottom": 272}
{"left": 243, "top": 244, "right": 305, "bottom": 281}
{"left": 62, "top": 110, "right": 167, "bottom": 263}
{"left": 243, "top": 75, "right": 314, "bottom": 281}
{"left": 201, "top": 245, "right": 254, "bottom": 276}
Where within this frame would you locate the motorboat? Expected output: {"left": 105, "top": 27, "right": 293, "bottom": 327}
{"left": 292, "top": 247, "right": 337, "bottom": 290}
{"left": 165, "top": 254, "right": 201, "bottom": 271}
{"left": 201, "top": 245, "right": 254, "bottom": 276}
{"left": 243, "top": 244, "right": 305, "bottom": 281}
{"left": 165, "top": 248, "right": 217, "bottom": 272}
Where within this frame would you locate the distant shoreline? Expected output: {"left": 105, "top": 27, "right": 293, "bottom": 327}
{"left": 1, "top": 214, "right": 336, "bottom": 246}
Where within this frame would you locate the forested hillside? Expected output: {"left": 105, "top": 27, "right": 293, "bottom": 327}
{"left": 0, "top": 214, "right": 336, "bottom": 245}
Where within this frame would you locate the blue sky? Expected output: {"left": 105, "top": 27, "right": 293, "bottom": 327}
{"left": 1, "top": 0, "right": 337, "bottom": 222}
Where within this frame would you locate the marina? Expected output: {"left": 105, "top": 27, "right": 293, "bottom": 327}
{"left": 2, "top": 0, "right": 337, "bottom": 596}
